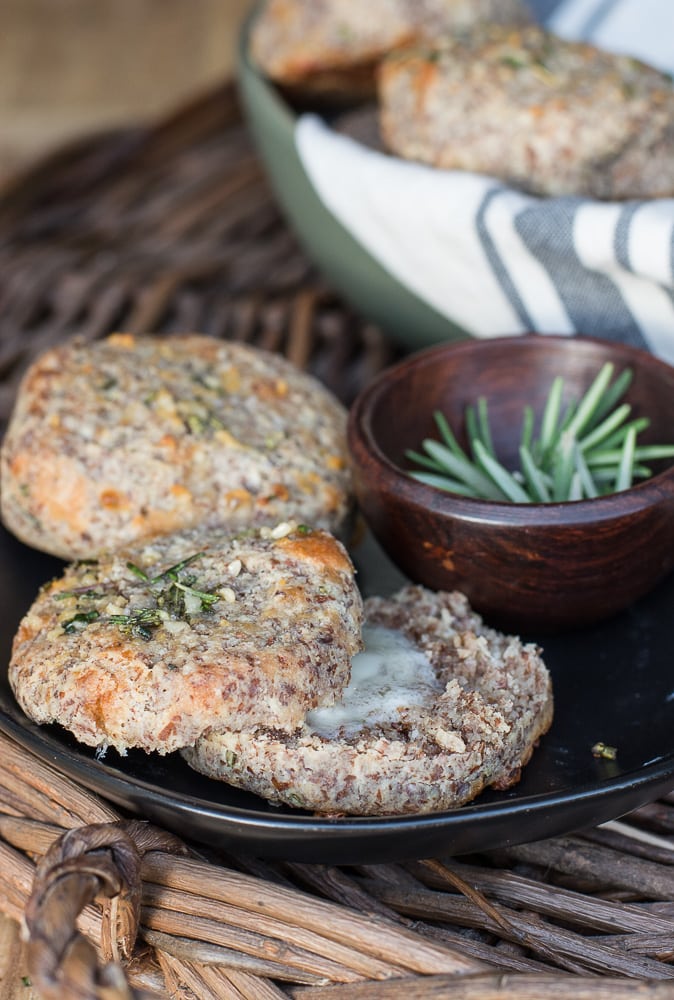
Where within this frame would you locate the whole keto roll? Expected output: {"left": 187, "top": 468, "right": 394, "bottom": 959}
{"left": 1, "top": 333, "right": 352, "bottom": 559}
{"left": 378, "top": 24, "right": 674, "bottom": 199}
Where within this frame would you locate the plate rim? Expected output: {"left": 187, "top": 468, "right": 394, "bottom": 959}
{"left": 3, "top": 529, "right": 674, "bottom": 861}
{"left": 2, "top": 697, "right": 673, "bottom": 839}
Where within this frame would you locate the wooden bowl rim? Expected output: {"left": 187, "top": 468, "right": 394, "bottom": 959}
{"left": 348, "top": 334, "right": 674, "bottom": 525}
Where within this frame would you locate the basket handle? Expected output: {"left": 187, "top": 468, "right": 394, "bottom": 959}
{"left": 24, "top": 820, "right": 185, "bottom": 1000}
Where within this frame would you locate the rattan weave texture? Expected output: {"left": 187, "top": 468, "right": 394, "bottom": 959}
{"left": 0, "top": 84, "right": 399, "bottom": 436}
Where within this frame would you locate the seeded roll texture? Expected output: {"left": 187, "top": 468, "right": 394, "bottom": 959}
{"left": 1, "top": 333, "right": 351, "bottom": 559}
{"left": 251, "top": 0, "right": 530, "bottom": 85}
{"left": 379, "top": 24, "right": 674, "bottom": 199}
{"left": 9, "top": 522, "right": 363, "bottom": 755}
{"left": 183, "top": 586, "right": 553, "bottom": 816}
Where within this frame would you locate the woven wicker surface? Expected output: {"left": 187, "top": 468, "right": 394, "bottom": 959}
{"left": 0, "top": 83, "right": 399, "bottom": 434}
{"left": 0, "top": 84, "right": 674, "bottom": 999}
{"left": 2, "top": 731, "right": 674, "bottom": 999}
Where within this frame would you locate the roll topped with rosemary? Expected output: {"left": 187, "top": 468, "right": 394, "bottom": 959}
{"left": 0, "top": 333, "right": 351, "bottom": 560}
{"left": 9, "top": 521, "right": 363, "bottom": 755}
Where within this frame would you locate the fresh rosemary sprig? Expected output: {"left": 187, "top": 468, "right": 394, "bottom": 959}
{"left": 60, "top": 552, "right": 220, "bottom": 640}
{"left": 407, "top": 362, "right": 674, "bottom": 503}
{"left": 127, "top": 552, "right": 221, "bottom": 619}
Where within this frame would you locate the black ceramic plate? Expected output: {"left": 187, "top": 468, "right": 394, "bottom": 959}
{"left": 1, "top": 526, "right": 673, "bottom": 865}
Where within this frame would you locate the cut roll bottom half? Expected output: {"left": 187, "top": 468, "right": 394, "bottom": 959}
{"left": 183, "top": 586, "right": 554, "bottom": 817}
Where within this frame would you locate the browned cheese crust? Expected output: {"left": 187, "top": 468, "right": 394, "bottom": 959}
{"left": 1, "top": 333, "right": 351, "bottom": 559}
{"left": 250, "top": 0, "right": 530, "bottom": 85}
{"left": 378, "top": 24, "right": 674, "bottom": 199}
{"left": 183, "top": 586, "right": 553, "bottom": 816}
{"left": 9, "top": 523, "right": 363, "bottom": 755}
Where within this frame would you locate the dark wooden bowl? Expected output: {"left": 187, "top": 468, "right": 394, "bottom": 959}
{"left": 348, "top": 335, "right": 674, "bottom": 633}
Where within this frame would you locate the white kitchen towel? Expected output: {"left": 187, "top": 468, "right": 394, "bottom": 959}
{"left": 547, "top": 0, "right": 674, "bottom": 75}
{"left": 293, "top": 0, "right": 674, "bottom": 363}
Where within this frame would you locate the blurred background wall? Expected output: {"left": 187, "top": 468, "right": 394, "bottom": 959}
{"left": 0, "top": 0, "right": 251, "bottom": 181}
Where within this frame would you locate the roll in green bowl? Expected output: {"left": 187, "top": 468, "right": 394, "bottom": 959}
{"left": 236, "top": 5, "right": 467, "bottom": 351}
{"left": 237, "top": 5, "right": 674, "bottom": 366}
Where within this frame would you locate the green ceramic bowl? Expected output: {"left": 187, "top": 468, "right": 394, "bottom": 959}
{"left": 237, "top": 6, "right": 468, "bottom": 351}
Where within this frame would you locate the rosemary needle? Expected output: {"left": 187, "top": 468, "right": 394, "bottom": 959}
{"left": 407, "top": 362, "right": 674, "bottom": 504}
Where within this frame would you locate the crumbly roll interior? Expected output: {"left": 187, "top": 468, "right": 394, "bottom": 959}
{"left": 183, "top": 585, "right": 554, "bottom": 816}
